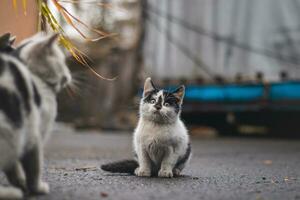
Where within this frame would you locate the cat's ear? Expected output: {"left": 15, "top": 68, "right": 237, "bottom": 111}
{"left": 44, "top": 33, "right": 59, "bottom": 47}
{"left": 143, "top": 77, "right": 156, "bottom": 97}
{"left": 0, "top": 33, "right": 13, "bottom": 48}
{"left": 9, "top": 35, "right": 16, "bottom": 45}
{"left": 173, "top": 85, "right": 185, "bottom": 103}
{"left": 29, "top": 33, "right": 59, "bottom": 53}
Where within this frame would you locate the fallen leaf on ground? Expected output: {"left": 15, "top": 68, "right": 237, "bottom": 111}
{"left": 48, "top": 165, "right": 98, "bottom": 171}
{"left": 75, "top": 166, "right": 98, "bottom": 171}
{"left": 263, "top": 160, "right": 272, "bottom": 165}
{"left": 100, "top": 192, "right": 108, "bottom": 198}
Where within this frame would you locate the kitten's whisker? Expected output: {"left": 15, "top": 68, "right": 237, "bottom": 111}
{"left": 162, "top": 114, "right": 169, "bottom": 122}
{"left": 161, "top": 112, "right": 173, "bottom": 123}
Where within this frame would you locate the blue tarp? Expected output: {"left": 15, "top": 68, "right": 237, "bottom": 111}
{"left": 185, "top": 85, "right": 264, "bottom": 102}
{"left": 185, "top": 82, "right": 300, "bottom": 102}
{"left": 176, "top": 81, "right": 300, "bottom": 102}
{"left": 270, "top": 82, "right": 300, "bottom": 100}
{"left": 139, "top": 81, "right": 300, "bottom": 102}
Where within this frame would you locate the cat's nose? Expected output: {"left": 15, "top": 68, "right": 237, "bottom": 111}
{"left": 154, "top": 104, "right": 162, "bottom": 110}
{"left": 61, "top": 74, "right": 72, "bottom": 87}
{"left": 60, "top": 76, "right": 68, "bottom": 87}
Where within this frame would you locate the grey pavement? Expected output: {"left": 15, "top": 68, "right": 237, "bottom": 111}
{"left": 1, "top": 125, "right": 300, "bottom": 200}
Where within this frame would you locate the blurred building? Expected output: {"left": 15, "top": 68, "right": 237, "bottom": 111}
{"left": 51, "top": 0, "right": 143, "bottom": 129}
{"left": 144, "top": 0, "right": 300, "bottom": 82}
{"left": 3, "top": 0, "right": 300, "bottom": 131}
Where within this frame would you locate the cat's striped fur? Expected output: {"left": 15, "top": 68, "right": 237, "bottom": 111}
{"left": 0, "top": 33, "right": 71, "bottom": 199}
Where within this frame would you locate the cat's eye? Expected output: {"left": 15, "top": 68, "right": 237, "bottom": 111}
{"left": 164, "top": 102, "right": 170, "bottom": 107}
{"left": 150, "top": 99, "right": 156, "bottom": 104}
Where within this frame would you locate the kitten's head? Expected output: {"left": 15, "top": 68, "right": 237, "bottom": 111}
{"left": 18, "top": 33, "right": 71, "bottom": 93}
{"left": 140, "top": 77, "right": 185, "bottom": 124}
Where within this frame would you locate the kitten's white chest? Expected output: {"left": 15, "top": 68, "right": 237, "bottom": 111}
{"left": 136, "top": 121, "right": 173, "bottom": 143}
{"left": 134, "top": 120, "right": 180, "bottom": 164}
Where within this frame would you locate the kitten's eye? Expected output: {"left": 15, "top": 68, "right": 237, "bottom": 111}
{"left": 164, "top": 102, "right": 170, "bottom": 107}
{"left": 150, "top": 99, "right": 156, "bottom": 104}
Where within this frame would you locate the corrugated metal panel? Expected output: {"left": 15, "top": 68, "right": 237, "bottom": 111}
{"left": 144, "top": 0, "right": 300, "bottom": 81}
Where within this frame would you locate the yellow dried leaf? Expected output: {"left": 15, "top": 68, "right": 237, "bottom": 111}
{"left": 12, "top": 0, "right": 18, "bottom": 12}
{"left": 22, "top": 0, "right": 27, "bottom": 15}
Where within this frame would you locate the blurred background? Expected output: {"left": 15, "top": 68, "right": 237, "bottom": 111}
{"left": 2, "top": 0, "right": 300, "bottom": 137}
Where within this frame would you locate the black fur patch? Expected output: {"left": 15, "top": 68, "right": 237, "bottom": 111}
{"left": 101, "top": 159, "right": 139, "bottom": 174}
{"left": 8, "top": 61, "right": 31, "bottom": 113}
{"left": 32, "top": 81, "right": 41, "bottom": 107}
{"left": 163, "top": 91, "right": 181, "bottom": 113}
{"left": 0, "top": 46, "right": 14, "bottom": 53}
{"left": 143, "top": 89, "right": 159, "bottom": 103}
{"left": 0, "top": 87, "right": 23, "bottom": 127}
{"left": 175, "top": 143, "right": 191, "bottom": 168}
{"left": 154, "top": 96, "right": 163, "bottom": 109}
{"left": 0, "top": 58, "right": 5, "bottom": 75}
{"left": 0, "top": 33, "right": 15, "bottom": 53}
{"left": 143, "top": 89, "right": 182, "bottom": 113}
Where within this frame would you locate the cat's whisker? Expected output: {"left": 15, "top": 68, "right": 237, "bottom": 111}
{"left": 67, "top": 82, "right": 84, "bottom": 97}
{"left": 68, "top": 77, "right": 99, "bottom": 93}
{"left": 71, "top": 76, "right": 89, "bottom": 85}
{"left": 72, "top": 75, "right": 99, "bottom": 88}
{"left": 68, "top": 83, "right": 79, "bottom": 93}
{"left": 65, "top": 85, "right": 78, "bottom": 99}
{"left": 72, "top": 76, "right": 90, "bottom": 84}
{"left": 71, "top": 72, "right": 91, "bottom": 81}
{"left": 71, "top": 83, "right": 97, "bottom": 94}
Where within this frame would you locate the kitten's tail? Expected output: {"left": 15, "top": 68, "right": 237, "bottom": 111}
{"left": 101, "top": 159, "right": 139, "bottom": 174}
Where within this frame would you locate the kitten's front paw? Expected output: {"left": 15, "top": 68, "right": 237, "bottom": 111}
{"left": 30, "top": 181, "right": 49, "bottom": 195}
{"left": 134, "top": 167, "right": 151, "bottom": 177}
{"left": 158, "top": 169, "right": 173, "bottom": 178}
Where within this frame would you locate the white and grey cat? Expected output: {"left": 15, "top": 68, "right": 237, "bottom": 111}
{"left": 0, "top": 33, "right": 71, "bottom": 199}
{"left": 101, "top": 77, "right": 191, "bottom": 178}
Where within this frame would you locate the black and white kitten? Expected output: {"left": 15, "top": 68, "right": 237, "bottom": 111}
{"left": 101, "top": 77, "right": 191, "bottom": 178}
{"left": 0, "top": 33, "right": 71, "bottom": 199}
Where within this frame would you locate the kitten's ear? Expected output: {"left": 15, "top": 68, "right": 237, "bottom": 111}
{"left": 173, "top": 85, "right": 185, "bottom": 103}
{"left": 143, "top": 77, "right": 156, "bottom": 97}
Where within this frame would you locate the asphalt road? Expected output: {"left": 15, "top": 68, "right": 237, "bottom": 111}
{"left": 1, "top": 125, "right": 300, "bottom": 200}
